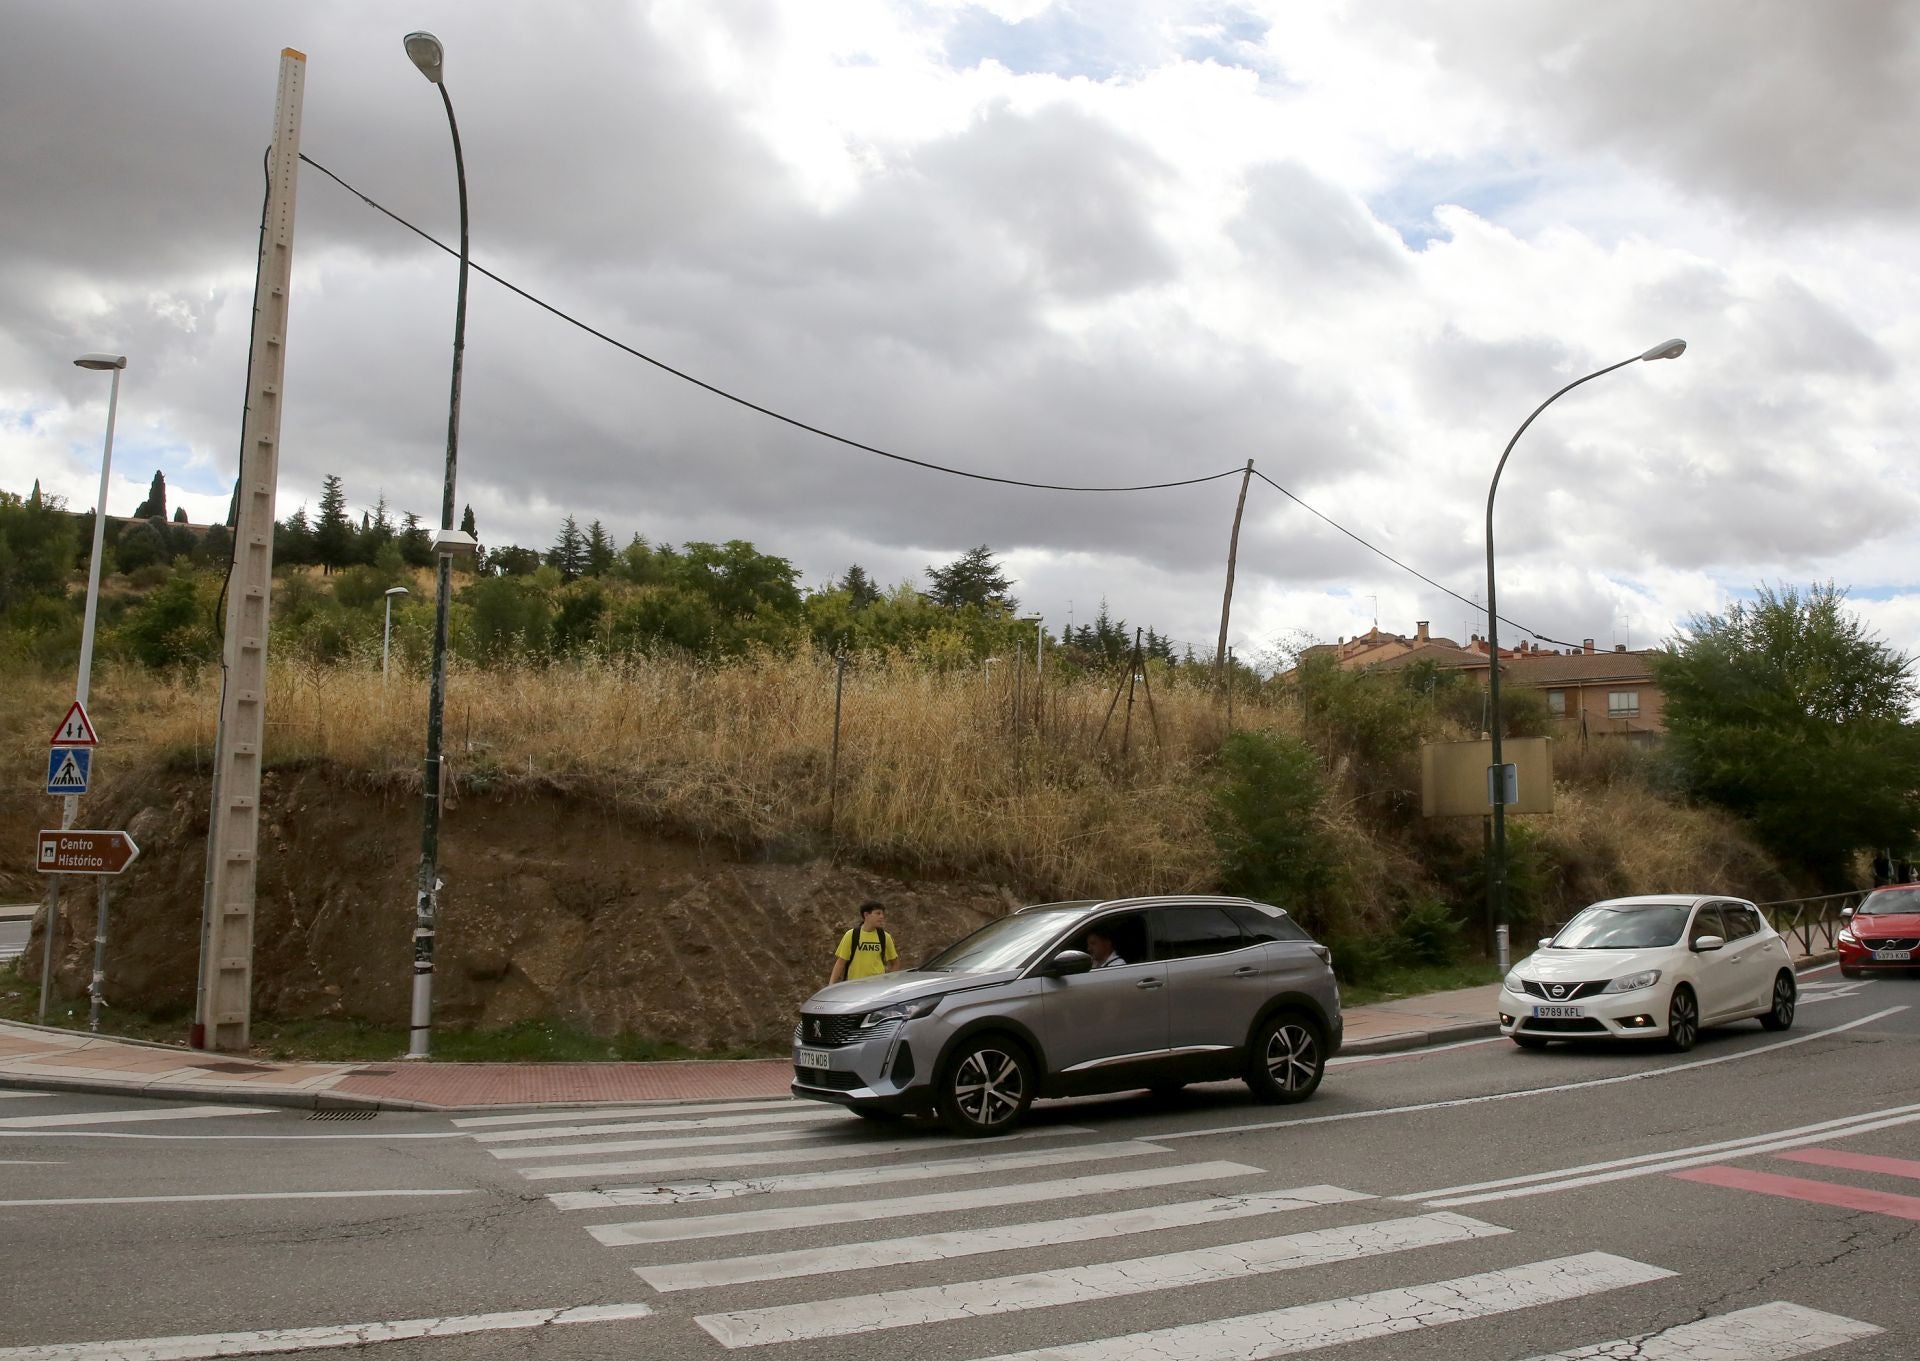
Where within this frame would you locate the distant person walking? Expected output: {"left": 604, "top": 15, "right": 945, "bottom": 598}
{"left": 828, "top": 901, "right": 900, "bottom": 985}
{"left": 1872, "top": 850, "right": 1893, "bottom": 887}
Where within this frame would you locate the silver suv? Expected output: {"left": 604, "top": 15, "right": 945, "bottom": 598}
{"left": 791, "top": 895, "right": 1342, "bottom": 1136}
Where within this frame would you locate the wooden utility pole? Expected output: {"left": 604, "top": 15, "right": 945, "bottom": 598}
{"left": 193, "top": 48, "right": 306, "bottom": 1051}
{"left": 1215, "top": 459, "right": 1255, "bottom": 687}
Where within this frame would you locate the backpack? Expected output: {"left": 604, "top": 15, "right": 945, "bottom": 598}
{"left": 844, "top": 925, "right": 891, "bottom": 973}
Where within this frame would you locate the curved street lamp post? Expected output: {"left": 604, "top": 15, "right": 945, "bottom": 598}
{"left": 382, "top": 585, "right": 410, "bottom": 687}
{"left": 1484, "top": 339, "right": 1686, "bottom": 969}
{"left": 403, "top": 31, "right": 474, "bottom": 1058}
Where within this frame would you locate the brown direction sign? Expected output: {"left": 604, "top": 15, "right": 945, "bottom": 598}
{"left": 36, "top": 829, "right": 140, "bottom": 875}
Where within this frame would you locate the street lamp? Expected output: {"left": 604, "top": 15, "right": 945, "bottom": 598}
{"left": 382, "top": 586, "right": 410, "bottom": 686}
{"left": 42, "top": 354, "right": 127, "bottom": 1023}
{"left": 1483, "top": 338, "right": 1685, "bottom": 970}
{"left": 403, "top": 30, "right": 470, "bottom": 1059}
{"left": 72, "top": 354, "right": 127, "bottom": 707}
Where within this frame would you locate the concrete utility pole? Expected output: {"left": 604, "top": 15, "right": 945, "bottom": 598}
{"left": 1214, "top": 459, "right": 1255, "bottom": 687}
{"left": 194, "top": 48, "right": 306, "bottom": 1051}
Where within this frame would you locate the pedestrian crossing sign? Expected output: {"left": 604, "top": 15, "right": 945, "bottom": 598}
{"left": 46, "top": 747, "right": 91, "bottom": 795}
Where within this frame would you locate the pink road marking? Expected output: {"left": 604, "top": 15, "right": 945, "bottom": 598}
{"left": 1776, "top": 1147, "right": 1920, "bottom": 1181}
{"left": 1673, "top": 1165, "right": 1920, "bottom": 1221}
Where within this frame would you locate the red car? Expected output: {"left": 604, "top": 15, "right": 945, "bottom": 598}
{"left": 1838, "top": 886, "right": 1920, "bottom": 977}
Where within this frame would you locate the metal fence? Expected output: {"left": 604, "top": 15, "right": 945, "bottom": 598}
{"left": 1754, "top": 889, "right": 1865, "bottom": 956}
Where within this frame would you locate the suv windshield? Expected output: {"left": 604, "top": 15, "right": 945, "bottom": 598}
{"left": 920, "top": 911, "right": 1077, "bottom": 974}
{"left": 1862, "top": 888, "right": 1920, "bottom": 914}
{"left": 1552, "top": 904, "right": 1687, "bottom": 950}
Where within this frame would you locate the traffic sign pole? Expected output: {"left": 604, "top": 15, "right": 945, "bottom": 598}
{"left": 89, "top": 879, "right": 110, "bottom": 1034}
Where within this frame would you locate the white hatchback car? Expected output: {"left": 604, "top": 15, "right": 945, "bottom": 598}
{"left": 1498, "top": 895, "right": 1796, "bottom": 1052}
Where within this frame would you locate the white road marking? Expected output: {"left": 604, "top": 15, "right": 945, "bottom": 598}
{"left": 489, "top": 1127, "right": 828, "bottom": 1160}
{"left": 642, "top": 1184, "right": 1370, "bottom": 1290}
{"left": 0, "top": 1303, "right": 655, "bottom": 1360}
{"left": 471, "top": 1108, "right": 839, "bottom": 1142}
{"left": 517, "top": 1124, "right": 1093, "bottom": 1180}
{"left": 1159, "top": 1006, "right": 1906, "bottom": 1144}
{"left": 587, "top": 1159, "right": 1259, "bottom": 1243}
{"left": 453, "top": 1100, "right": 804, "bottom": 1128}
{"left": 0, "top": 1189, "right": 479, "bottom": 1208}
{"left": 972, "top": 1252, "right": 1675, "bottom": 1361}
{"left": 1424, "top": 1106, "right": 1920, "bottom": 1207}
{"left": 1400, "top": 1101, "right": 1920, "bottom": 1202}
{"left": 0, "top": 1105, "right": 274, "bottom": 1130}
{"left": 1519, "top": 1300, "right": 1882, "bottom": 1359}
{"left": 0, "top": 1161, "right": 63, "bottom": 1166}
{"left": 694, "top": 1211, "right": 1507, "bottom": 1348}
{"left": 552, "top": 1140, "right": 1173, "bottom": 1210}
{"left": 0, "top": 1131, "right": 464, "bottom": 1142}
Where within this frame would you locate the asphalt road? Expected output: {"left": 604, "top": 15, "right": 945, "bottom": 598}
{"left": 1, "top": 965, "right": 1915, "bottom": 1360}
{"left": 0, "top": 915, "right": 30, "bottom": 963}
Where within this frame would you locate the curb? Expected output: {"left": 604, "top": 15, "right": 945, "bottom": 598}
{"left": 0, "top": 1072, "right": 438, "bottom": 1113}
{"left": 1338, "top": 1019, "right": 1501, "bottom": 1057}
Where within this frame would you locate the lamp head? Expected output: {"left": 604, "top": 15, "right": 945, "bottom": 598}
{"left": 74, "top": 354, "right": 127, "bottom": 371}
{"left": 403, "top": 31, "right": 445, "bottom": 84}
{"left": 1639, "top": 338, "right": 1686, "bottom": 362}
{"left": 385, "top": 586, "right": 411, "bottom": 597}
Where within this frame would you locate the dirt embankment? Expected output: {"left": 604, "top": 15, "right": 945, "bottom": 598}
{"left": 5, "top": 764, "right": 1017, "bottom": 1051}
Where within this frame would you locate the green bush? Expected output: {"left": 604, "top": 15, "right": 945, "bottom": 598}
{"left": 1394, "top": 898, "right": 1463, "bottom": 966}
{"left": 1209, "top": 729, "right": 1341, "bottom": 931}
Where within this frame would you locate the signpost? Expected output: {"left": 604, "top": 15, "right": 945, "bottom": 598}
{"left": 35, "top": 829, "right": 136, "bottom": 1035}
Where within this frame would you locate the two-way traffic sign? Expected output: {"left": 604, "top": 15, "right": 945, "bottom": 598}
{"left": 46, "top": 748, "right": 91, "bottom": 795}
{"left": 50, "top": 701, "right": 99, "bottom": 747}
{"left": 36, "top": 829, "right": 140, "bottom": 875}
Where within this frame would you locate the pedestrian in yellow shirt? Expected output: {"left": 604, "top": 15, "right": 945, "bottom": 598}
{"left": 828, "top": 901, "right": 900, "bottom": 985}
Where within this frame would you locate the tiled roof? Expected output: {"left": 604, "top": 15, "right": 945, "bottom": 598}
{"left": 1454, "top": 649, "right": 1661, "bottom": 683}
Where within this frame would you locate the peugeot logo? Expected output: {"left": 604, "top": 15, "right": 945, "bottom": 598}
{"left": 1549, "top": 984, "right": 1568, "bottom": 999}
{"left": 808, "top": 1020, "right": 822, "bottom": 1040}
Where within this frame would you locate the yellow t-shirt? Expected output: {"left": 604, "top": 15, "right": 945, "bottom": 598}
{"left": 836, "top": 927, "right": 898, "bottom": 980}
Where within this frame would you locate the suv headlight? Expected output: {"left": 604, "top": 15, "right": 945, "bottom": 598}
{"left": 861, "top": 997, "right": 942, "bottom": 1027}
{"left": 1603, "top": 969, "right": 1662, "bottom": 994}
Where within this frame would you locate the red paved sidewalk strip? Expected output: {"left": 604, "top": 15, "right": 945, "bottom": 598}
{"left": 334, "top": 1060, "right": 792, "bottom": 1106}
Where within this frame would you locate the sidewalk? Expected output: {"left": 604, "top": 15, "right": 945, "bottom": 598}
{"left": 0, "top": 982, "right": 1504, "bottom": 1113}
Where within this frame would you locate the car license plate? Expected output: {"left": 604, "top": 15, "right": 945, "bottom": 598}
{"left": 1531, "top": 1005, "right": 1584, "bottom": 1019}
{"left": 1874, "top": 949, "right": 1912, "bottom": 961}
{"left": 794, "top": 1047, "right": 832, "bottom": 1070}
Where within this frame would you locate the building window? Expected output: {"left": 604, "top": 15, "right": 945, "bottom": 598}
{"left": 1608, "top": 690, "right": 1640, "bottom": 718}
{"left": 1547, "top": 690, "right": 1566, "bottom": 717}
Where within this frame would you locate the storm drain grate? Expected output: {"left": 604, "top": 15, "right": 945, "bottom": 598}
{"left": 196, "top": 1061, "right": 273, "bottom": 1075}
{"left": 306, "top": 1108, "right": 378, "bottom": 1122}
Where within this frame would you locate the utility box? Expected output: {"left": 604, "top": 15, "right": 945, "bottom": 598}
{"left": 1422, "top": 737, "right": 1554, "bottom": 817}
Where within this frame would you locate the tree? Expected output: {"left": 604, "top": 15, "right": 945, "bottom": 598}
{"left": 488, "top": 544, "right": 542, "bottom": 577}
{"left": 1655, "top": 583, "right": 1920, "bottom": 884}
{"left": 460, "top": 504, "right": 477, "bottom": 538}
{"left": 547, "top": 515, "right": 587, "bottom": 581}
{"left": 399, "top": 511, "right": 434, "bottom": 569}
{"left": 132, "top": 470, "right": 168, "bottom": 521}
{"left": 0, "top": 487, "right": 77, "bottom": 610}
{"left": 112, "top": 520, "right": 165, "bottom": 574}
{"left": 839, "top": 564, "right": 880, "bottom": 610}
{"left": 276, "top": 506, "right": 317, "bottom": 566}
{"left": 314, "top": 475, "right": 354, "bottom": 575}
{"left": 925, "top": 545, "right": 1017, "bottom": 612}
{"left": 226, "top": 480, "right": 241, "bottom": 528}
{"left": 360, "top": 493, "right": 396, "bottom": 564}
{"left": 585, "top": 519, "right": 615, "bottom": 577}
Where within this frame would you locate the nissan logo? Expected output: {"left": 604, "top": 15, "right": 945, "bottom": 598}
{"left": 1549, "top": 984, "right": 1568, "bottom": 999}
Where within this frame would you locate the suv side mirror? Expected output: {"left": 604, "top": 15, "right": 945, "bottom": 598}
{"left": 1043, "top": 949, "right": 1094, "bottom": 978}
{"left": 1538, "top": 937, "right": 1556, "bottom": 949}
{"left": 1691, "top": 934, "right": 1725, "bottom": 953}
{"left": 1841, "top": 906, "right": 1855, "bottom": 920}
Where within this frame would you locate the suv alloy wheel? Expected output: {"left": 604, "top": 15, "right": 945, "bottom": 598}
{"left": 937, "top": 1035, "right": 1035, "bottom": 1136}
{"left": 1245, "top": 1012, "right": 1325, "bottom": 1103}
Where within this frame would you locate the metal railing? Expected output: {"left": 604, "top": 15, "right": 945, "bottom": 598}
{"left": 1754, "top": 889, "right": 1865, "bottom": 956}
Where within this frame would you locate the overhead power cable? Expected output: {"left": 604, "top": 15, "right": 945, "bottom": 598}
{"left": 1249, "top": 468, "right": 1586, "bottom": 652}
{"left": 299, "top": 154, "right": 1243, "bottom": 495}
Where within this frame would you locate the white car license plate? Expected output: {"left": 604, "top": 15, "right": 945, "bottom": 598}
{"left": 794, "top": 1047, "right": 832, "bottom": 1070}
{"left": 1531, "top": 1005, "right": 1584, "bottom": 1020}
{"left": 1874, "top": 949, "right": 1912, "bottom": 961}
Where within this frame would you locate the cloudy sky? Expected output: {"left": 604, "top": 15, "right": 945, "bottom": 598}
{"left": 4, "top": 2, "right": 1917, "bottom": 666}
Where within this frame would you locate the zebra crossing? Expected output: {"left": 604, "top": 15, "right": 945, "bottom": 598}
{"left": 455, "top": 1096, "right": 1892, "bottom": 1359}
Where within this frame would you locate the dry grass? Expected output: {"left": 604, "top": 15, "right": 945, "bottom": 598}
{"left": 11, "top": 650, "right": 1289, "bottom": 899}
